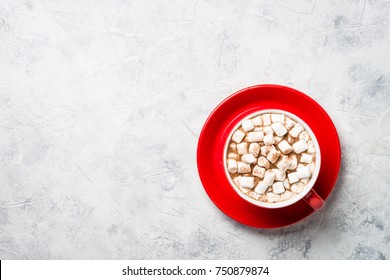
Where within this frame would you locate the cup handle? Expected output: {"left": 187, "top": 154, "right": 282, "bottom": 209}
{"left": 303, "top": 189, "right": 324, "bottom": 210}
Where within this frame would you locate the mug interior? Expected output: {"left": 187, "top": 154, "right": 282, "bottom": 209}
{"left": 223, "top": 109, "right": 321, "bottom": 209}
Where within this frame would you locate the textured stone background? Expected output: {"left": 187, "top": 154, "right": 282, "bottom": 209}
{"left": 0, "top": 0, "right": 389, "bottom": 259}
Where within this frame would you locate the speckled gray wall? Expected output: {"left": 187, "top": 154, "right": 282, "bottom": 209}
{"left": 0, "top": 0, "right": 389, "bottom": 259}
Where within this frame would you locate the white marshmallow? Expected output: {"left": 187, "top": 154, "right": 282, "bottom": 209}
{"left": 275, "top": 136, "right": 283, "bottom": 143}
{"left": 228, "top": 153, "right": 239, "bottom": 160}
{"left": 300, "top": 178, "right": 309, "bottom": 184}
{"left": 253, "top": 127, "right": 263, "bottom": 131}
{"left": 232, "top": 130, "right": 245, "bottom": 143}
{"left": 291, "top": 182, "right": 304, "bottom": 194}
{"left": 251, "top": 116, "right": 262, "bottom": 126}
{"left": 271, "top": 113, "right": 285, "bottom": 123}
{"left": 278, "top": 140, "right": 293, "bottom": 154}
{"left": 287, "top": 154, "right": 298, "bottom": 170}
{"left": 267, "top": 192, "right": 281, "bottom": 203}
{"left": 297, "top": 166, "right": 311, "bottom": 179}
{"left": 242, "top": 119, "right": 254, "bottom": 132}
{"left": 237, "top": 142, "right": 248, "bottom": 155}
{"left": 262, "top": 114, "right": 271, "bottom": 126}
{"left": 272, "top": 168, "right": 286, "bottom": 181}
{"left": 281, "top": 190, "right": 293, "bottom": 201}
{"left": 271, "top": 122, "right": 288, "bottom": 136}
{"left": 239, "top": 186, "right": 251, "bottom": 194}
{"left": 229, "top": 143, "right": 237, "bottom": 152}
{"left": 239, "top": 176, "right": 254, "bottom": 189}
{"left": 300, "top": 153, "right": 313, "bottom": 164}
{"left": 254, "top": 181, "right": 268, "bottom": 194}
{"left": 249, "top": 143, "right": 260, "bottom": 157}
{"left": 289, "top": 123, "right": 304, "bottom": 138}
{"left": 285, "top": 117, "right": 296, "bottom": 130}
{"left": 260, "top": 145, "right": 272, "bottom": 156}
{"left": 307, "top": 141, "right": 316, "bottom": 154}
{"left": 263, "top": 170, "right": 276, "bottom": 186}
{"left": 276, "top": 155, "right": 291, "bottom": 172}
{"left": 266, "top": 147, "right": 280, "bottom": 164}
{"left": 299, "top": 131, "right": 310, "bottom": 142}
{"left": 241, "top": 153, "right": 256, "bottom": 164}
{"left": 293, "top": 140, "right": 308, "bottom": 154}
{"left": 238, "top": 162, "right": 251, "bottom": 173}
{"left": 272, "top": 182, "right": 285, "bottom": 194}
{"left": 288, "top": 172, "right": 299, "bottom": 184}
{"left": 247, "top": 191, "right": 261, "bottom": 200}
{"left": 283, "top": 178, "right": 291, "bottom": 190}
{"left": 247, "top": 131, "right": 264, "bottom": 142}
{"left": 253, "top": 166, "right": 266, "bottom": 178}
{"left": 297, "top": 163, "right": 305, "bottom": 169}
{"left": 263, "top": 126, "right": 273, "bottom": 135}
{"left": 258, "top": 156, "right": 271, "bottom": 169}
{"left": 263, "top": 134, "right": 275, "bottom": 146}
{"left": 287, "top": 135, "right": 295, "bottom": 144}
{"left": 227, "top": 159, "right": 237, "bottom": 173}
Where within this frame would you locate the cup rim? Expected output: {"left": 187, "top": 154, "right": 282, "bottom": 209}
{"left": 223, "top": 109, "right": 322, "bottom": 209}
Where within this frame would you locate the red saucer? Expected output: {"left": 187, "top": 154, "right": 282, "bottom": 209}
{"left": 197, "top": 85, "right": 341, "bottom": 228}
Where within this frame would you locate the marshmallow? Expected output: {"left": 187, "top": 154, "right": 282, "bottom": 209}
{"left": 300, "top": 178, "right": 309, "bottom": 184}
{"left": 233, "top": 177, "right": 240, "bottom": 186}
{"left": 263, "top": 134, "right": 275, "bottom": 146}
{"left": 238, "top": 162, "right": 251, "bottom": 173}
{"left": 272, "top": 182, "right": 285, "bottom": 194}
{"left": 272, "top": 168, "right": 286, "bottom": 181}
{"left": 262, "top": 113, "right": 271, "bottom": 126}
{"left": 307, "top": 141, "right": 316, "bottom": 155}
{"left": 283, "top": 178, "right": 291, "bottom": 190}
{"left": 287, "top": 135, "right": 295, "bottom": 144}
{"left": 288, "top": 172, "right": 299, "bottom": 184}
{"left": 263, "top": 126, "right": 273, "bottom": 135}
{"left": 297, "top": 163, "right": 305, "bottom": 169}
{"left": 271, "top": 113, "right": 285, "bottom": 123}
{"left": 228, "top": 153, "right": 239, "bottom": 160}
{"left": 297, "top": 165, "right": 311, "bottom": 179}
{"left": 293, "top": 140, "right": 308, "bottom": 154}
{"left": 266, "top": 147, "right": 280, "bottom": 164}
{"left": 253, "top": 127, "right": 263, "bottom": 131}
{"left": 300, "top": 153, "right": 313, "bottom": 164}
{"left": 227, "top": 159, "right": 237, "bottom": 173}
{"left": 291, "top": 182, "right": 304, "bottom": 194}
{"left": 249, "top": 143, "right": 260, "bottom": 157}
{"left": 254, "top": 181, "right": 268, "bottom": 194}
{"left": 287, "top": 154, "right": 298, "bottom": 170}
{"left": 251, "top": 116, "right": 262, "bottom": 126}
{"left": 271, "top": 122, "right": 288, "bottom": 137}
{"left": 237, "top": 142, "right": 248, "bottom": 155}
{"left": 247, "top": 191, "right": 261, "bottom": 200}
{"left": 299, "top": 131, "right": 310, "bottom": 142}
{"left": 289, "top": 123, "right": 304, "bottom": 138}
{"left": 275, "top": 136, "right": 283, "bottom": 143}
{"left": 263, "top": 170, "right": 276, "bottom": 186}
{"left": 241, "top": 153, "right": 256, "bottom": 164}
{"left": 260, "top": 145, "right": 272, "bottom": 156}
{"left": 276, "top": 155, "right": 291, "bottom": 171}
{"left": 239, "top": 176, "right": 254, "bottom": 189}
{"left": 239, "top": 186, "right": 251, "bottom": 194}
{"left": 281, "top": 190, "right": 293, "bottom": 201}
{"left": 253, "top": 166, "right": 265, "bottom": 178}
{"left": 267, "top": 192, "right": 281, "bottom": 203}
{"left": 242, "top": 119, "right": 254, "bottom": 132}
{"left": 285, "top": 117, "right": 296, "bottom": 130}
{"left": 247, "top": 131, "right": 264, "bottom": 142}
{"left": 258, "top": 156, "right": 271, "bottom": 169}
{"left": 232, "top": 130, "right": 245, "bottom": 143}
{"left": 229, "top": 143, "right": 237, "bottom": 152}
{"left": 278, "top": 140, "right": 293, "bottom": 154}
